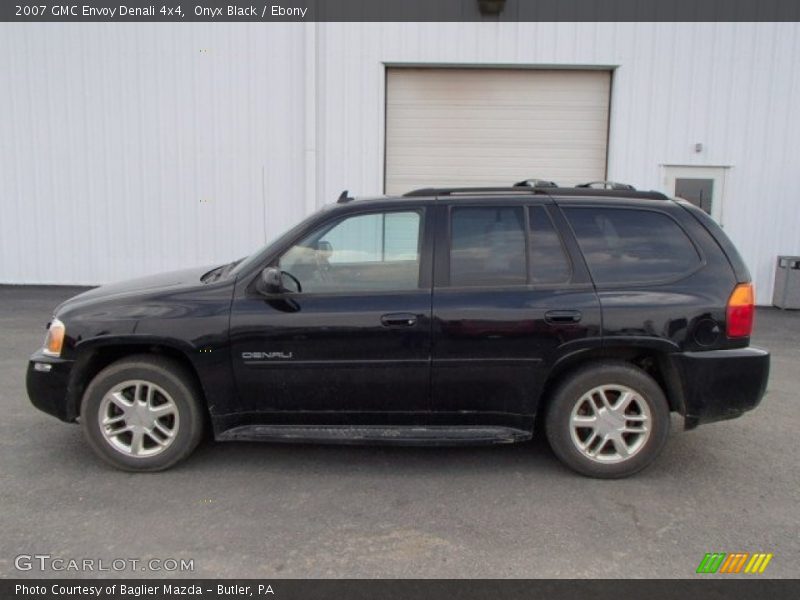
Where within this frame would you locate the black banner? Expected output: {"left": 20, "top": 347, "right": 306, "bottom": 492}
{"left": 5, "top": 579, "right": 800, "bottom": 600}
{"left": 3, "top": 0, "right": 800, "bottom": 22}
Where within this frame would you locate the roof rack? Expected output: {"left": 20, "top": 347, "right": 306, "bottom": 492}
{"left": 576, "top": 180, "right": 636, "bottom": 190}
{"left": 403, "top": 186, "right": 548, "bottom": 197}
{"left": 514, "top": 178, "right": 559, "bottom": 188}
{"left": 403, "top": 185, "right": 668, "bottom": 200}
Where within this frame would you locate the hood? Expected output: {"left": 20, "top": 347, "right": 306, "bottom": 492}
{"left": 55, "top": 265, "right": 217, "bottom": 315}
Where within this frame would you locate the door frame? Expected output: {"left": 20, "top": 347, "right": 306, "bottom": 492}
{"left": 661, "top": 165, "right": 730, "bottom": 226}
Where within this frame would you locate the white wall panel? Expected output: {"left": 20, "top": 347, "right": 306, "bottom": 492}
{"left": 2, "top": 22, "right": 799, "bottom": 304}
{"left": 0, "top": 23, "right": 307, "bottom": 285}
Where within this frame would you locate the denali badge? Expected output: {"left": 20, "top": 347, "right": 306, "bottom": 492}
{"left": 242, "top": 352, "right": 293, "bottom": 360}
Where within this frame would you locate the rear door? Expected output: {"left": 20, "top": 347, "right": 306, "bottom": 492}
{"left": 430, "top": 199, "right": 602, "bottom": 427}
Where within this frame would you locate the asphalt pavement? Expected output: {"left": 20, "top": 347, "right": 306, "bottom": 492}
{"left": 1, "top": 285, "right": 797, "bottom": 578}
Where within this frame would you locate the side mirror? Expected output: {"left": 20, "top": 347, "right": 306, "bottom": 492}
{"left": 257, "top": 267, "right": 284, "bottom": 295}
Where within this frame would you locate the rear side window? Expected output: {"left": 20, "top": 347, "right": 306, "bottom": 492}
{"left": 450, "top": 207, "right": 527, "bottom": 286}
{"left": 448, "top": 205, "right": 572, "bottom": 287}
{"left": 529, "top": 206, "right": 571, "bottom": 284}
{"left": 563, "top": 207, "right": 700, "bottom": 285}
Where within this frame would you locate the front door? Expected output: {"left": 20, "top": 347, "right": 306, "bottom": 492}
{"left": 229, "top": 206, "right": 433, "bottom": 424}
{"left": 430, "top": 202, "right": 602, "bottom": 428}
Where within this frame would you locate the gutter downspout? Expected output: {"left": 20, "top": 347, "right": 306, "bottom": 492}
{"left": 304, "top": 22, "right": 317, "bottom": 215}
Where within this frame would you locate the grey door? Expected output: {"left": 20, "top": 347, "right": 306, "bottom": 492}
{"left": 675, "top": 178, "right": 714, "bottom": 214}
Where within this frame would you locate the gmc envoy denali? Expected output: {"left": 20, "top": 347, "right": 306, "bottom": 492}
{"left": 27, "top": 181, "right": 770, "bottom": 477}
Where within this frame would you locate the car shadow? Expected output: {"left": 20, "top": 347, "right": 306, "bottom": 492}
{"left": 185, "top": 433, "right": 564, "bottom": 478}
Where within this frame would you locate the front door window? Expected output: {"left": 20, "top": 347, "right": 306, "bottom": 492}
{"left": 279, "top": 211, "right": 422, "bottom": 293}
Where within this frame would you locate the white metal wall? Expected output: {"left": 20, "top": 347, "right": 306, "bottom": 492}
{"left": 2, "top": 22, "right": 799, "bottom": 305}
{"left": 0, "top": 23, "right": 310, "bottom": 284}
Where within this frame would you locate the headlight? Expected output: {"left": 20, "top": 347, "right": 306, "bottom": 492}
{"left": 43, "top": 317, "right": 65, "bottom": 357}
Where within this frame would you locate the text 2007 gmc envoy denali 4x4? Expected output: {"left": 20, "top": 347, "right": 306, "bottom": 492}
{"left": 27, "top": 181, "right": 770, "bottom": 477}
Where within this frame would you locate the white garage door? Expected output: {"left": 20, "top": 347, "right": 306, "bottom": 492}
{"left": 385, "top": 68, "right": 611, "bottom": 195}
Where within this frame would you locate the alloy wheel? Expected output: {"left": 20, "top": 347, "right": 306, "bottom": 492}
{"left": 569, "top": 384, "right": 651, "bottom": 463}
{"left": 97, "top": 379, "right": 180, "bottom": 458}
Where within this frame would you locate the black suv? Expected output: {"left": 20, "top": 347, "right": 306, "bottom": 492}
{"left": 26, "top": 182, "right": 770, "bottom": 477}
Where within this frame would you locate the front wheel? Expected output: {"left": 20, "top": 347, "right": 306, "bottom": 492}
{"left": 80, "top": 355, "right": 204, "bottom": 472}
{"left": 545, "top": 361, "right": 670, "bottom": 478}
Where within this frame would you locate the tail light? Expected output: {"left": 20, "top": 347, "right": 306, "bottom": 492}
{"left": 726, "top": 283, "right": 754, "bottom": 338}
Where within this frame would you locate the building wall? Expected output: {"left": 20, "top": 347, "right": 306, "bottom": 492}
{"left": 1, "top": 23, "right": 310, "bottom": 284}
{"left": 2, "top": 22, "right": 799, "bottom": 304}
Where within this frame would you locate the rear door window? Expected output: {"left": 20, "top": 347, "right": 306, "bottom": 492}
{"left": 563, "top": 207, "right": 701, "bottom": 285}
{"left": 450, "top": 207, "right": 527, "bottom": 287}
{"left": 448, "top": 205, "right": 572, "bottom": 287}
{"left": 529, "top": 206, "right": 571, "bottom": 284}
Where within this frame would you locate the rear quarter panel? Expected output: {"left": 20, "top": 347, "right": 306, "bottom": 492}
{"left": 556, "top": 198, "right": 742, "bottom": 353}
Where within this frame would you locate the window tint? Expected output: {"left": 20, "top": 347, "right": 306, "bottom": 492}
{"left": 564, "top": 207, "right": 700, "bottom": 284}
{"left": 450, "top": 207, "right": 526, "bottom": 286}
{"left": 529, "top": 206, "right": 571, "bottom": 284}
{"left": 279, "top": 211, "right": 421, "bottom": 293}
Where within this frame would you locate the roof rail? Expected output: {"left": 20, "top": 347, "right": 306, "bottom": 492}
{"left": 403, "top": 186, "right": 548, "bottom": 197}
{"left": 402, "top": 186, "right": 669, "bottom": 200}
{"left": 577, "top": 180, "right": 636, "bottom": 190}
{"left": 556, "top": 188, "right": 669, "bottom": 200}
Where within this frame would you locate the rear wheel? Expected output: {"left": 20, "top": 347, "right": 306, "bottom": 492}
{"left": 545, "top": 361, "right": 670, "bottom": 478}
{"left": 80, "top": 355, "right": 204, "bottom": 471}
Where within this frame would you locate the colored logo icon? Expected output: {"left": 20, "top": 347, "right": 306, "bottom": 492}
{"left": 696, "top": 552, "right": 773, "bottom": 574}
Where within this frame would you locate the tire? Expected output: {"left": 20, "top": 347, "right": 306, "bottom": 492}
{"left": 545, "top": 361, "right": 670, "bottom": 479}
{"left": 80, "top": 355, "right": 204, "bottom": 472}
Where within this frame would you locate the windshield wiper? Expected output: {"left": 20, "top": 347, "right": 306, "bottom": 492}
{"left": 201, "top": 259, "right": 244, "bottom": 283}
{"left": 201, "top": 265, "right": 225, "bottom": 283}
{"left": 220, "top": 258, "right": 243, "bottom": 278}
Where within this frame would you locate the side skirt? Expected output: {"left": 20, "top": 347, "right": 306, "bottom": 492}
{"left": 216, "top": 424, "right": 532, "bottom": 446}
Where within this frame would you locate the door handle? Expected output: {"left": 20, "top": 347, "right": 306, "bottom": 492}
{"left": 545, "top": 310, "right": 582, "bottom": 324}
{"left": 381, "top": 313, "right": 418, "bottom": 327}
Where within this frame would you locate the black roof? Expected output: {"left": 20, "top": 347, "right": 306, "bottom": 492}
{"left": 333, "top": 181, "right": 670, "bottom": 207}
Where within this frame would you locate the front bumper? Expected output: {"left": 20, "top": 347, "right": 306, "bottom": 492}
{"left": 670, "top": 347, "right": 770, "bottom": 429}
{"left": 26, "top": 350, "right": 76, "bottom": 422}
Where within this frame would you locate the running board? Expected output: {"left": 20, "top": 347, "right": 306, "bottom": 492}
{"left": 217, "top": 425, "right": 531, "bottom": 446}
